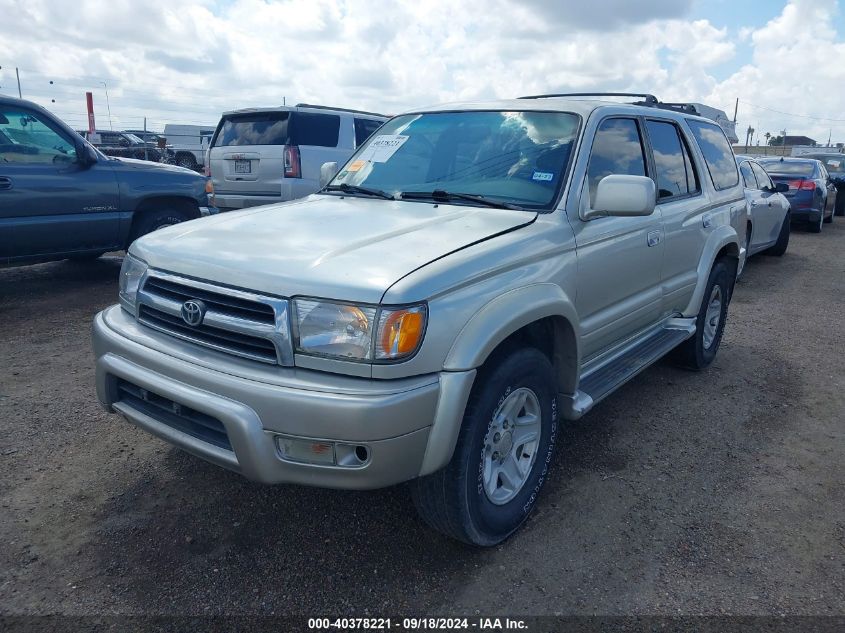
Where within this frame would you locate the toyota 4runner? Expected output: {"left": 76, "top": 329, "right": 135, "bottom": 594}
{"left": 93, "top": 93, "right": 746, "bottom": 546}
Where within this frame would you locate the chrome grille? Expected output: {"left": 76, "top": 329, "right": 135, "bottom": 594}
{"left": 136, "top": 271, "right": 292, "bottom": 365}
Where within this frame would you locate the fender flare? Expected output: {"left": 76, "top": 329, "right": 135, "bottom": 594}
{"left": 444, "top": 283, "right": 580, "bottom": 391}
{"left": 685, "top": 226, "right": 740, "bottom": 315}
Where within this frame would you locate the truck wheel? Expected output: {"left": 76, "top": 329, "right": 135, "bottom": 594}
{"left": 411, "top": 347, "right": 558, "bottom": 546}
{"left": 131, "top": 209, "right": 189, "bottom": 241}
{"left": 671, "top": 259, "right": 731, "bottom": 371}
{"left": 823, "top": 208, "right": 833, "bottom": 224}
{"left": 764, "top": 213, "right": 790, "bottom": 257}
{"left": 176, "top": 153, "right": 198, "bottom": 170}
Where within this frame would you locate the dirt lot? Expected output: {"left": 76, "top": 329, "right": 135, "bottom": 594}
{"left": 1, "top": 223, "right": 843, "bottom": 618}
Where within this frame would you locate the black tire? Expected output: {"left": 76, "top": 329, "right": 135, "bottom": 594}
{"left": 823, "top": 207, "right": 833, "bottom": 224}
{"left": 835, "top": 193, "right": 845, "bottom": 217}
{"left": 130, "top": 209, "right": 190, "bottom": 241}
{"left": 808, "top": 215, "right": 822, "bottom": 233}
{"left": 671, "top": 259, "right": 731, "bottom": 370}
{"left": 176, "top": 153, "right": 198, "bottom": 170}
{"left": 411, "top": 347, "right": 558, "bottom": 546}
{"left": 764, "top": 213, "right": 790, "bottom": 256}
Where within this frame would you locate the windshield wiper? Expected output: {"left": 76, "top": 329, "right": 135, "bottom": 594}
{"left": 324, "top": 183, "right": 394, "bottom": 200}
{"left": 400, "top": 190, "right": 524, "bottom": 210}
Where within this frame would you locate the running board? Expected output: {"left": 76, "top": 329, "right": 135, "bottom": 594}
{"left": 563, "top": 320, "right": 696, "bottom": 418}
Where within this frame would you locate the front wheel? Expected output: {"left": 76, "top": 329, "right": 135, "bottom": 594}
{"left": 671, "top": 259, "right": 731, "bottom": 370}
{"left": 130, "top": 209, "right": 190, "bottom": 241}
{"left": 411, "top": 347, "right": 558, "bottom": 546}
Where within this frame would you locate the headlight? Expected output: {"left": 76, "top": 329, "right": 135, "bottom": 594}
{"left": 294, "top": 299, "right": 427, "bottom": 363}
{"left": 118, "top": 254, "right": 148, "bottom": 313}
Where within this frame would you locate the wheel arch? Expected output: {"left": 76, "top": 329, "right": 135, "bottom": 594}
{"left": 684, "top": 228, "right": 740, "bottom": 315}
{"left": 127, "top": 196, "right": 201, "bottom": 243}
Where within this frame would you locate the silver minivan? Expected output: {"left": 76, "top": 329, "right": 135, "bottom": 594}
{"left": 208, "top": 104, "right": 387, "bottom": 210}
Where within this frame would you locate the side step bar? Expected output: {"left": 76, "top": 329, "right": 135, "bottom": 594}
{"left": 559, "top": 319, "right": 695, "bottom": 420}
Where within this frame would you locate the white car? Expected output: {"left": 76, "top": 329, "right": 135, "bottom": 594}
{"left": 208, "top": 104, "right": 387, "bottom": 210}
{"left": 736, "top": 155, "right": 791, "bottom": 259}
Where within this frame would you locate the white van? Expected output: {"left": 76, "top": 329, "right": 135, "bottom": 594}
{"left": 208, "top": 104, "right": 387, "bottom": 210}
{"left": 162, "top": 124, "right": 216, "bottom": 171}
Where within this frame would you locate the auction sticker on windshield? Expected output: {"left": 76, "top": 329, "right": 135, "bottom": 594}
{"left": 358, "top": 135, "right": 408, "bottom": 163}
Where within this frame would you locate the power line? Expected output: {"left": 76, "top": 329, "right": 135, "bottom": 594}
{"left": 739, "top": 99, "right": 845, "bottom": 124}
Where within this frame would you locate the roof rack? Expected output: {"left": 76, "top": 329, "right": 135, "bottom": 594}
{"left": 653, "top": 102, "right": 699, "bottom": 114}
{"left": 294, "top": 103, "right": 387, "bottom": 118}
{"left": 518, "top": 92, "right": 659, "bottom": 105}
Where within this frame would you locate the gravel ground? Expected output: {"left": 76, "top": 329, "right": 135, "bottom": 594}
{"left": 0, "top": 223, "right": 843, "bottom": 618}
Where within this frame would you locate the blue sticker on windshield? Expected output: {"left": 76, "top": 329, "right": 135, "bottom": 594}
{"left": 532, "top": 171, "right": 554, "bottom": 182}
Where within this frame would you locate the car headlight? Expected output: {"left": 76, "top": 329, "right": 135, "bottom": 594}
{"left": 118, "top": 254, "right": 148, "bottom": 313}
{"left": 294, "top": 298, "right": 427, "bottom": 363}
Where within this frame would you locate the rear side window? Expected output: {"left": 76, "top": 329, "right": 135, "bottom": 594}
{"left": 587, "top": 118, "right": 647, "bottom": 204}
{"left": 645, "top": 120, "right": 699, "bottom": 200}
{"left": 750, "top": 162, "right": 773, "bottom": 190}
{"left": 354, "top": 118, "right": 383, "bottom": 146}
{"left": 214, "top": 112, "right": 290, "bottom": 147}
{"left": 687, "top": 120, "right": 739, "bottom": 190}
{"left": 739, "top": 161, "right": 757, "bottom": 189}
{"left": 289, "top": 112, "right": 340, "bottom": 147}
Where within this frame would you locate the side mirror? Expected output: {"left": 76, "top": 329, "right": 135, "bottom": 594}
{"left": 775, "top": 182, "right": 789, "bottom": 193}
{"left": 319, "top": 161, "right": 339, "bottom": 189}
{"left": 76, "top": 141, "right": 98, "bottom": 168}
{"left": 585, "top": 175, "right": 656, "bottom": 219}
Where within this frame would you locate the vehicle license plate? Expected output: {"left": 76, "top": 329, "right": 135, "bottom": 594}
{"left": 234, "top": 159, "right": 251, "bottom": 174}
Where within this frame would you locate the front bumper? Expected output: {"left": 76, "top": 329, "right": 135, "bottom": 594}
{"left": 198, "top": 205, "right": 219, "bottom": 217}
{"left": 92, "top": 306, "right": 475, "bottom": 488}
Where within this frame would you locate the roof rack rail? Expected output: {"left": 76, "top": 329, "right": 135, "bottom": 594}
{"left": 294, "top": 103, "right": 387, "bottom": 118}
{"left": 518, "top": 92, "right": 659, "bottom": 105}
{"left": 653, "top": 102, "right": 699, "bottom": 114}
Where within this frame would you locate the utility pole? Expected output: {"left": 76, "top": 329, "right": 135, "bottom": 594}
{"left": 101, "top": 81, "right": 113, "bottom": 130}
{"left": 144, "top": 117, "right": 149, "bottom": 162}
{"left": 732, "top": 97, "right": 738, "bottom": 123}
{"left": 16, "top": 67, "right": 22, "bottom": 98}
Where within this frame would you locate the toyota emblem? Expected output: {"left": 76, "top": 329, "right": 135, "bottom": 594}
{"left": 181, "top": 299, "right": 206, "bottom": 327}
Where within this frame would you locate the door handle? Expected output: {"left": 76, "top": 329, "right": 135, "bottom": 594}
{"left": 0, "top": 177, "right": 12, "bottom": 191}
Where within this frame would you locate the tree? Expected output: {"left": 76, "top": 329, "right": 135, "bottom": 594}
{"left": 769, "top": 135, "right": 783, "bottom": 146}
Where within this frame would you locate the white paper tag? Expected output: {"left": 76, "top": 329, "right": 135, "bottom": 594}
{"left": 358, "top": 134, "right": 409, "bottom": 163}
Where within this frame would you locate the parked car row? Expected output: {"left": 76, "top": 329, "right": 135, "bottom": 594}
{"left": 77, "top": 129, "right": 175, "bottom": 164}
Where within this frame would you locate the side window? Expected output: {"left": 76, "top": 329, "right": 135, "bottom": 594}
{"left": 750, "top": 162, "right": 772, "bottom": 190}
{"left": 354, "top": 118, "right": 383, "bottom": 147}
{"left": 289, "top": 112, "right": 341, "bottom": 147}
{"left": 0, "top": 107, "right": 77, "bottom": 165}
{"left": 739, "top": 161, "right": 757, "bottom": 189}
{"left": 645, "top": 119, "right": 699, "bottom": 200}
{"left": 587, "top": 118, "right": 647, "bottom": 204}
{"left": 687, "top": 120, "right": 739, "bottom": 190}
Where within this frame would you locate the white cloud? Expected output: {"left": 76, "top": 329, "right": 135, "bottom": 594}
{"left": 0, "top": 0, "right": 842, "bottom": 144}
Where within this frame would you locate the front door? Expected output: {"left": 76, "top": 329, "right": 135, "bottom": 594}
{"left": 571, "top": 117, "right": 665, "bottom": 361}
{"left": 0, "top": 104, "right": 121, "bottom": 261}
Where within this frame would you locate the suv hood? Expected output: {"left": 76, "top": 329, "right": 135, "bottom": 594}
{"left": 131, "top": 195, "right": 536, "bottom": 303}
{"left": 110, "top": 156, "right": 195, "bottom": 174}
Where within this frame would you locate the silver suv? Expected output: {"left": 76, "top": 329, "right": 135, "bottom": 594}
{"left": 208, "top": 104, "right": 387, "bottom": 210}
{"left": 93, "top": 93, "right": 746, "bottom": 545}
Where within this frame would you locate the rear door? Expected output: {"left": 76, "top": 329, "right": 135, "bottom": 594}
{"left": 0, "top": 104, "right": 121, "bottom": 261}
{"left": 643, "top": 118, "right": 707, "bottom": 315}
{"left": 210, "top": 111, "right": 290, "bottom": 198}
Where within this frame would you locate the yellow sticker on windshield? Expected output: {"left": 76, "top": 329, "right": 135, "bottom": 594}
{"left": 348, "top": 160, "right": 366, "bottom": 172}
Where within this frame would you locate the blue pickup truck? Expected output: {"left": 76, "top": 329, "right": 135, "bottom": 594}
{"left": 0, "top": 96, "right": 217, "bottom": 266}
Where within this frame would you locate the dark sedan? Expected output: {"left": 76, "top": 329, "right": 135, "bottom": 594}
{"left": 757, "top": 157, "right": 837, "bottom": 233}
{"left": 801, "top": 153, "right": 845, "bottom": 217}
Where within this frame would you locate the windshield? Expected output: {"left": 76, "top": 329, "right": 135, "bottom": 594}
{"left": 758, "top": 160, "right": 815, "bottom": 177}
{"left": 124, "top": 133, "right": 144, "bottom": 144}
{"left": 329, "top": 110, "right": 580, "bottom": 210}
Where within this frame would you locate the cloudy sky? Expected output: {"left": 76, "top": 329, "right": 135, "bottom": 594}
{"left": 1, "top": 0, "right": 843, "bottom": 144}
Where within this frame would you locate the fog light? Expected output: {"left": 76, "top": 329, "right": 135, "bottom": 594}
{"left": 276, "top": 436, "right": 335, "bottom": 465}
